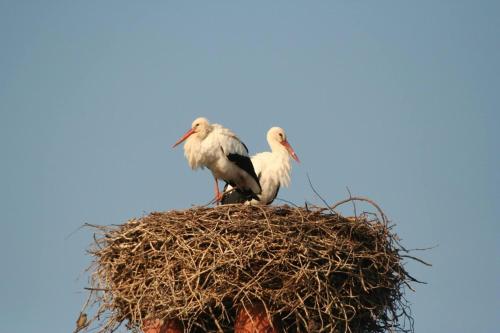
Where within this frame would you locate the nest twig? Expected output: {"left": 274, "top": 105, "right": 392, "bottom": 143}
{"left": 82, "top": 201, "right": 426, "bottom": 333}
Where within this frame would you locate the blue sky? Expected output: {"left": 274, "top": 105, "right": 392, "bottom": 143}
{"left": 0, "top": 1, "right": 498, "bottom": 332}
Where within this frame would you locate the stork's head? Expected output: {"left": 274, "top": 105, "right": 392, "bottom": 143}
{"left": 267, "top": 127, "right": 300, "bottom": 162}
{"left": 173, "top": 117, "right": 211, "bottom": 148}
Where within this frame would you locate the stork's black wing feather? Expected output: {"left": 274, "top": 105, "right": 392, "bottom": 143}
{"left": 220, "top": 186, "right": 248, "bottom": 204}
{"left": 226, "top": 153, "right": 260, "bottom": 186}
{"left": 267, "top": 183, "right": 280, "bottom": 205}
{"left": 240, "top": 140, "right": 249, "bottom": 154}
{"left": 220, "top": 170, "right": 262, "bottom": 205}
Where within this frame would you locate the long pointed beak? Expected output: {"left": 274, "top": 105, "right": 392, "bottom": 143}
{"left": 281, "top": 140, "right": 300, "bottom": 163}
{"left": 172, "top": 128, "right": 195, "bottom": 148}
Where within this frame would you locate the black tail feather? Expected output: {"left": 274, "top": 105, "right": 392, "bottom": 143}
{"left": 220, "top": 184, "right": 260, "bottom": 205}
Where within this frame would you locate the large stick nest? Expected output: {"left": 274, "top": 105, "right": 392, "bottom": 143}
{"left": 84, "top": 201, "right": 423, "bottom": 333}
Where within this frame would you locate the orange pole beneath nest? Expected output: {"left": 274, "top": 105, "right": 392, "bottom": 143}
{"left": 234, "top": 303, "right": 279, "bottom": 333}
{"left": 142, "top": 319, "right": 183, "bottom": 333}
{"left": 142, "top": 302, "right": 279, "bottom": 333}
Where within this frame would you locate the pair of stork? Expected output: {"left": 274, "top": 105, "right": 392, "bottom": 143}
{"left": 173, "top": 117, "right": 299, "bottom": 205}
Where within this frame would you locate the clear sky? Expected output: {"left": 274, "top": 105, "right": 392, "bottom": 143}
{"left": 1, "top": 1, "right": 498, "bottom": 332}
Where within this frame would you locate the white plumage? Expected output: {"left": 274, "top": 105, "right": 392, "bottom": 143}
{"left": 173, "top": 117, "right": 261, "bottom": 201}
{"left": 222, "top": 127, "right": 299, "bottom": 205}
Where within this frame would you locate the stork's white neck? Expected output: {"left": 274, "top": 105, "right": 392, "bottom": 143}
{"left": 268, "top": 138, "right": 286, "bottom": 154}
{"left": 261, "top": 139, "right": 293, "bottom": 188}
{"left": 183, "top": 124, "right": 214, "bottom": 169}
{"left": 273, "top": 149, "right": 292, "bottom": 188}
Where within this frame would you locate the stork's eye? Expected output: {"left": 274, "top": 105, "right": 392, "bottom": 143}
{"left": 194, "top": 123, "right": 199, "bottom": 127}
{"left": 279, "top": 133, "right": 284, "bottom": 139}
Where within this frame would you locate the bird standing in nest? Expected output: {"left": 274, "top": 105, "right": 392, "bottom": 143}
{"left": 222, "top": 126, "right": 299, "bottom": 205}
{"left": 173, "top": 117, "right": 261, "bottom": 202}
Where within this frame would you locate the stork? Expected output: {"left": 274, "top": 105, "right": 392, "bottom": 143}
{"left": 173, "top": 117, "right": 261, "bottom": 202}
{"left": 221, "top": 127, "right": 299, "bottom": 205}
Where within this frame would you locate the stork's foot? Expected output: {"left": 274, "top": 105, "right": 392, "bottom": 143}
{"left": 214, "top": 192, "right": 224, "bottom": 203}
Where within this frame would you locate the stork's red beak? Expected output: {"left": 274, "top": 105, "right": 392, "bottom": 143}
{"left": 281, "top": 140, "right": 300, "bottom": 163}
{"left": 172, "top": 128, "right": 195, "bottom": 148}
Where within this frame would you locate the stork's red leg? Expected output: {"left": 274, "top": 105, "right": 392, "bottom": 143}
{"left": 214, "top": 177, "right": 223, "bottom": 202}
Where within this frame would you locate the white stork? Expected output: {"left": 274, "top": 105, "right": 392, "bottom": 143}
{"left": 221, "top": 127, "right": 299, "bottom": 205}
{"left": 173, "top": 117, "right": 261, "bottom": 202}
